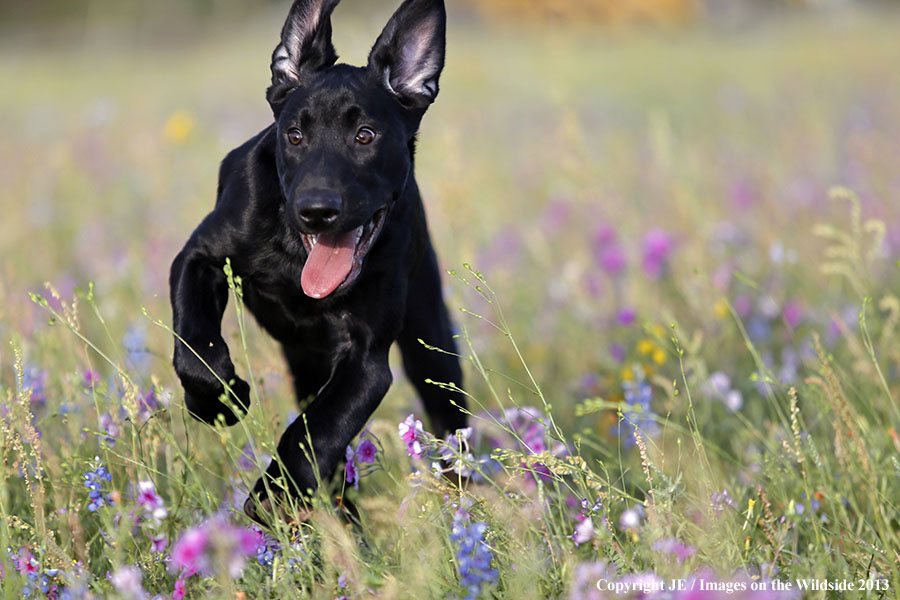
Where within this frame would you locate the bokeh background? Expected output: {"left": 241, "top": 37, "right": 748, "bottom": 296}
{"left": 2, "top": 1, "right": 900, "bottom": 597}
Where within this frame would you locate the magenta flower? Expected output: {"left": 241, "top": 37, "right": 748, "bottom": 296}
{"left": 398, "top": 414, "right": 426, "bottom": 458}
{"left": 591, "top": 224, "right": 628, "bottom": 276}
{"left": 641, "top": 228, "right": 674, "bottom": 279}
{"left": 135, "top": 480, "right": 167, "bottom": 523}
{"left": 356, "top": 438, "right": 378, "bottom": 464}
{"left": 783, "top": 299, "right": 804, "bottom": 329}
{"left": 83, "top": 368, "right": 101, "bottom": 390}
{"left": 616, "top": 307, "right": 636, "bottom": 326}
{"left": 171, "top": 527, "right": 209, "bottom": 577}
{"left": 172, "top": 577, "right": 186, "bottom": 600}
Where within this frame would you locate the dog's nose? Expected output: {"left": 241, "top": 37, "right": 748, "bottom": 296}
{"left": 296, "top": 190, "right": 342, "bottom": 230}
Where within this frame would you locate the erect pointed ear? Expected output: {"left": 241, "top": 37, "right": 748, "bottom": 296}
{"left": 367, "top": 0, "right": 446, "bottom": 110}
{"left": 267, "top": 0, "right": 341, "bottom": 113}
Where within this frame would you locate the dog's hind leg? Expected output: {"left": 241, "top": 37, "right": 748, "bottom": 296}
{"left": 397, "top": 246, "right": 467, "bottom": 437}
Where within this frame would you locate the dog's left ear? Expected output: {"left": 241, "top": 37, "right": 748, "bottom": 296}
{"left": 368, "top": 0, "right": 446, "bottom": 110}
{"left": 267, "top": 0, "right": 341, "bottom": 114}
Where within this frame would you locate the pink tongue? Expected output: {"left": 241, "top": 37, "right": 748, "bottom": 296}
{"left": 301, "top": 229, "right": 358, "bottom": 299}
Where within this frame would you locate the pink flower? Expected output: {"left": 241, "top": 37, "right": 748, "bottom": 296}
{"left": 171, "top": 527, "right": 209, "bottom": 577}
{"left": 172, "top": 577, "right": 186, "bottom": 600}
{"left": 641, "top": 228, "right": 674, "bottom": 279}
{"left": 170, "top": 514, "right": 258, "bottom": 579}
{"left": 398, "top": 414, "right": 426, "bottom": 458}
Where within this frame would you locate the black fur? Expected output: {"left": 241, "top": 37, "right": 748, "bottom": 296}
{"left": 169, "top": 0, "right": 465, "bottom": 518}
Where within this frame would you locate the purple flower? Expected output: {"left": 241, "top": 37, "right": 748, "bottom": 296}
{"left": 356, "top": 439, "right": 377, "bottom": 464}
{"left": 151, "top": 535, "right": 168, "bottom": 553}
{"left": 344, "top": 445, "right": 359, "bottom": 490}
{"left": 641, "top": 228, "right": 674, "bottom": 279}
{"left": 22, "top": 366, "right": 48, "bottom": 406}
{"left": 98, "top": 413, "right": 120, "bottom": 446}
{"left": 83, "top": 368, "right": 101, "bottom": 390}
{"left": 591, "top": 224, "right": 628, "bottom": 276}
{"left": 572, "top": 517, "right": 594, "bottom": 546}
{"left": 616, "top": 307, "right": 636, "bottom": 326}
{"left": 652, "top": 537, "right": 696, "bottom": 562}
{"left": 710, "top": 489, "right": 737, "bottom": 514}
{"left": 783, "top": 299, "right": 804, "bottom": 329}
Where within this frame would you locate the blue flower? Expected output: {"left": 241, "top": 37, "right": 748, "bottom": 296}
{"left": 83, "top": 458, "right": 113, "bottom": 512}
{"left": 450, "top": 501, "right": 498, "bottom": 599}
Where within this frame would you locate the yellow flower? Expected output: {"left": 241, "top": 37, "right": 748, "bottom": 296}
{"left": 714, "top": 298, "right": 730, "bottom": 319}
{"left": 163, "top": 110, "right": 195, "bottom": 144}
{"left": 652, "top": 348, "right": 666, "bottom": 365}
{"left": 620, "top": 366, "right": 634, "bottom": 382}
{"left": 637, "top": 339, "right": 656, "bottom": 356}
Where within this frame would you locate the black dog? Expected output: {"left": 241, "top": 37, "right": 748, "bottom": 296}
{"left": 169, "top": 0, "right": 465, "bottom": 519}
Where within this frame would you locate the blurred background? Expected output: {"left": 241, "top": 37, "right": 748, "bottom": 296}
{"left": 1, "top": 0, "right": 899, "bottom": 429}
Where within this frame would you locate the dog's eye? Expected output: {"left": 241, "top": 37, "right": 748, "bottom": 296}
{"left": 287, "top": 128, "right": 303, "bottom": 145}
{"left": 355, "top": 127, "right": 376, "bottom": 145}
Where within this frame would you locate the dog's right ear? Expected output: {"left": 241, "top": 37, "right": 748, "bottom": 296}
{"left": 267, "top": 0, "right": 340, "bottom": 115}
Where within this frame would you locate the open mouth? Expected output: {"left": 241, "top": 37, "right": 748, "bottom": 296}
{"left": 299, "top": 207, "right": 388, "bottom": 299}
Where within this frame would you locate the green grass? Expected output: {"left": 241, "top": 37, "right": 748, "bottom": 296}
{"left": 2, "top": 7, "right": 900, "bottom": 599}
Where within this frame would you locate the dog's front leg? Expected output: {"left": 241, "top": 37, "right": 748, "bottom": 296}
{"left": 247, "top": 347, "right": 392, "bottom": 516}
{"left": 170, "top": 244, "right": 250, "bottom": 426}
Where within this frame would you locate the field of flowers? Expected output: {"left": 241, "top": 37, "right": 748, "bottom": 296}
{"left": 2, "top": 5, "right": 900, "bottom": 599}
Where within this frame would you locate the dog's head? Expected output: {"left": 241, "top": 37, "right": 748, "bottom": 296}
{"left": 266, "top": 0, "right": 445, "bottom": 299}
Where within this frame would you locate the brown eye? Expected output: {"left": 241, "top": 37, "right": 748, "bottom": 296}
{"left": 287, "top": 128, "right": 303, "bottom": 145}
{"left": 355, "top": 127, "right": 376, "bottom": 145}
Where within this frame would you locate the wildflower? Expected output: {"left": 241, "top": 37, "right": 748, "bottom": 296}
{"left": 151, "top": 535, "right": 168, "bottom": 553}
{"left": 163, "top": 110, "right": 195, "bottom": 144}
{"left": 641, "top": 228, "right": 674, "bottom": 279}
{"left": 83, "top": 368, "right": 101, "bottom": 390}
{"left": 98, "top": 413, "right": 120, "bottom": 446}
{"left": 592, "top": 224, "right": 627, "bottom": 276}
{"left": 237, "top": 441, "right": 270, "bottom": 472}
{"left": 356, "top": 438, "right": 377, "bottom": 464}
{"left": 398, "top": 413, "right": 428, "bottom": 458}
{"left": 170, "top": 514, "right": 258, "bottom": 578}
{"left": 703, "top": 372, "right": 743, "bottom": 412}
{"left": 83, "top": 459, "right": 113, "bottom": 512}
{"left": 450, "top": 502, "right": 498, "bottom": 600}
{"left": 616, "top": 307, "right": 636, "bottom": 326}
{"left": 652, "top": 537, "right": 696, "bottom": 562}
{"left": 570, "top": 561, "right": 611, "bottom": 600}
{"left": 110, "top": 565, "right": 148, "bottom": 600}
{"left": 123, "top": 326, "right": 151, "bottom": 373}
{"left": 172, "top": 577, "right": 186, "bottom": 600}
{"left": 22, "top": 366, "right": 48, "bottom": 406}
{"left": 617, "top": 370, "right": 660, "bottom": 446}
{"left": 344, "top": 445, "right": 359, "bottom": 490}
{"left": 255, "top": 529, "right": 280, "bottom": 568}
{"left": 618, "top": 505, "right": 644, "bottom": 530}
{"left": 710, "top": 488, "right": 737, "bottom": 514}
{"left": 782, "top": 299, "right": 804, "bottom": 329}
{"left": 135, "top": 388, "right": 161, "bottom": 424}
{"left": 572, "top": 517, "right": 594, "bottom": 546}
{"left": 135, "top": 480, "right": 167, "bottom": 523}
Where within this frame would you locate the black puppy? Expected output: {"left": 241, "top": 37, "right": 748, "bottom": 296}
{"left": 169, "top": 0, "right": 465, "bottom": 519}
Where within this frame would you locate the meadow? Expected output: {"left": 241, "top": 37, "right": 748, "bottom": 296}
{"left": 2, "top": 4, "right": 900, "bottom": 598}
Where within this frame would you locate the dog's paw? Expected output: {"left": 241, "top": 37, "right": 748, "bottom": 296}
{"left": 183, "top": 375, "right": 251, "bottom": 426}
